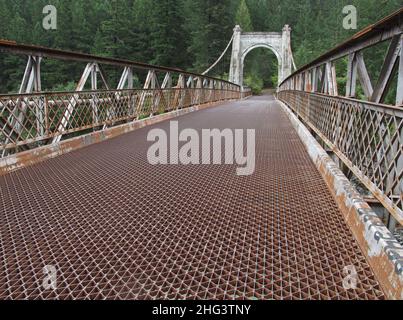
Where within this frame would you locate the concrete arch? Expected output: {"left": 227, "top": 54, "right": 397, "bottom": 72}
{"left": 240, "top": 43, "right": 282, "bottom": 88}
{"left": 229, "top": 25, "right": 293, "bottom": 87}
{"left": 241, "top": 43, "right": 282, "bottom": 64}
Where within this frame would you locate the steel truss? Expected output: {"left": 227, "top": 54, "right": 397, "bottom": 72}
{"left": 0, "top": 41, "right": 248, "bottom": 157}
{"left": 278, "top": 9, "right": 403, "bottom": 227}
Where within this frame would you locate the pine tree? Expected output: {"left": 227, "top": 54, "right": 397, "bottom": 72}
{"left": 0, "top": 0, "right": 10, "bottom": 39}
{"left": 129, "top": 0, "right": 153, "bottom": 63}
{"left": 149, "top": 0, "right": 188, "bottom": 67}
{"left": 1, "top": 0, "right": 402, "bottom": 92}
{"left": 183, "top": 0, "right": 209, "bottom": 71}
{"left": 235, "top": 0, "right": 253, "bottom": 31}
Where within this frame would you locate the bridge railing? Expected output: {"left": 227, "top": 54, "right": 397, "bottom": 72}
{"left": 242, "top": 86, "right": 252, "bottom": 97}
{"left": 278, "top": 90, "right": 403, "bottom": 225}
{"left": 0, "top": 40, "right": 245, "bottom": 157}
{"left": 0, "top": 87, "right": 242, "bottom": 154}
{"left": 277, "top": 9, "right": 403, "bottom": 226}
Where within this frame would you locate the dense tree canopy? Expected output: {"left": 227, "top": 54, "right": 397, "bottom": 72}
{"left": 236, "top": 0, "right": 253, "bottom": 31}
{"left": 0, "top": 0, "right": 401, "bottom": 93}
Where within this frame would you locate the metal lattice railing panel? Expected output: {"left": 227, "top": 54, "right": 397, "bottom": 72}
{"left": 278, "top": 90, "right": 403, "bottom": 224}
{"left": 0, "top": 88, "right": 244, "bottom": 155}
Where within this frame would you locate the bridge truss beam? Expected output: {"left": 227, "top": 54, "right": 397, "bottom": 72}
{"left": 278, "top": 8, "right": 403, "bottom": 227}
{"left": 0, "top": 41, "right": 247, "bottom": 158}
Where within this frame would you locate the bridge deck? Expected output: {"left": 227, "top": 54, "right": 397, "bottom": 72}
{"left": 0, "top": 95, "right": 385, "bottom": 300}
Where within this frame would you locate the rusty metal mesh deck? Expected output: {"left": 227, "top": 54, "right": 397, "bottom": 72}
{"left": 0, "top": 95, "right": 384, "bottom": 300}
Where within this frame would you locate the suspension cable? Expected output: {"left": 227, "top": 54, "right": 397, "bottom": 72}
{"left": 202, "top": 35, "right": 234, "bottom": 75}
{"left": 289, "top": 42, "right": 297, "bottom": 71}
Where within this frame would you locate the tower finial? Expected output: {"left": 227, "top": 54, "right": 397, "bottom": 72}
{"left": 283, "top": 25, "right": 291, "bottom": 32}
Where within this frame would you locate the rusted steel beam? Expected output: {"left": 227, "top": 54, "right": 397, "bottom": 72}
{"left": 277, "top": 10, "right": 403, "bottom": 225}
{"left": 0, "top": 40, "right": 237, "bottom": 87}
{"left": 356, "top": 52, "right": 374, "bottom": 99}
{"left": 0, "top": 40, "right": 240, "bottom": 150}
{"left": 397, "top": 35, "right": 403, "bottom": 105}
{"left": 277, "top": 90, "right": 403, "bottom": 226}
{"left": 0, "top": 38, "right": 241, "bottom": 150}
{"left": 52, "top": 62, "right": 95, "bottom": 144}
{"left": 346, "top": 53, "right": 357, "bottom": 97}
{"left": 0, "top": 87, "right": 242, "bottom": 153}
{"left": 279, "top": 8, "right": 403, "bottom": 86}
{"left": 0, "top": 97, "right": 244, "bottom": 176}
{"left": 371, "top": 35, "right": 401, "bottom": 103}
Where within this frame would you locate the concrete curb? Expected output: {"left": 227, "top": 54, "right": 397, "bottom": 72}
{"left": 277, "top": 99, "right": 403, "bottom": 300}
{"left": 0, "top": 99, "right": 240, "bottom": 176}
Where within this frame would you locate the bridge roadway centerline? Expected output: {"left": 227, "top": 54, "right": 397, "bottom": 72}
{"left": 0, "top": 94, "right": 385, "bottom": 300}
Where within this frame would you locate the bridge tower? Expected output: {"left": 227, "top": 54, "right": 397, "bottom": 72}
{"left": 229, "top": 25, "right": 294, "bottom": 87}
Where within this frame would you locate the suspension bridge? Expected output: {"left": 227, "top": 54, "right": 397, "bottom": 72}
{"left": 0, "top": 9, "right": 402, "bottom": 300}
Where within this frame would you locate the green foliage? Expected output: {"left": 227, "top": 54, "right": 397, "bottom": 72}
{"left": 271, "top": 73, "right": 278, "bottom": 88}
{"left": 51, "top": 81, "right": 77, "bottom": 92}
{"left": 235, "top": 0, "right": 253, "bottom": 31}
{"left": 0, "top": 0, "right": 401, "bottom": 95}
{"left": 183, "top": 0, "right": 234, "bottom": 72}
{"left": 244, "top": 74, "right": 263, "bottom": 95}
{"left": 149, "top": 0, "right": 187, "bottom": 67}
{"left": 243, "top": 47, "right": 277, "bottom": 89}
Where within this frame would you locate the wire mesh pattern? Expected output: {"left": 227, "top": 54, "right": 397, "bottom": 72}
{"left": 0, "top": 88, "right": 245, "bottom": 155}
{"left": 278, "top": 90, "right": 403, "bottom": 221}
{"left": 0, "top": 96, "right": 384, "bottom": 300}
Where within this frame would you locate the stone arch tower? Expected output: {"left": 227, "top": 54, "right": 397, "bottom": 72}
{"left": 229, "top": 25, "right": 293, "bottom": 87}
